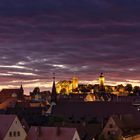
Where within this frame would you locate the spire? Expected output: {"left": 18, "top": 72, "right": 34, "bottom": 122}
{"left": 51, "top": 73, "right": 57, "bottom": 103}
{"left": 19, "top": 84, "right": 24, "bottom": 100}
{"left": 20, "top": 84, "right": 23, "bottom": 91}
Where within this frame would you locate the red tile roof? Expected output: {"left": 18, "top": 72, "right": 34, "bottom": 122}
{"left": 0, "top": 115, "right": 16, "bottom": 139}
{"left": 0, "top": 98, "right": 17, "bottom": 109}
{"left": 1, "top": 89, "right": 21, "bottom": 94}
{"left": 0, "top": 88, "right": 22, "bottom": 102}
{"left": 27, "top": 126, "right": 77, "bottom": 140}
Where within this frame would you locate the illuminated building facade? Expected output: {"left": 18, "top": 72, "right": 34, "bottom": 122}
{"left": 56, "top": 77, "right": 78, "bottom": 94}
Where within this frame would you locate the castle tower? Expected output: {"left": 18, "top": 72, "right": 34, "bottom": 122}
{"left": 72, "top": 76, "right": 78, "bottom": 89}
{"left": 99, "top": 73, "right": 105, "bottom": 87}
{"left": 99, "top": 73, "right": 105, "bottom": 91}
{"left": 51, "top": 73, "right": 57, "bottom": 103}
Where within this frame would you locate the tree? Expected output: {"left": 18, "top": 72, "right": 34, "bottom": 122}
{"left": 105, "top": 86, "right": 113, "bottom": 93}
{"left": 98, "top": 134, "right": 105, "bottom": 140}
{"left": 125, "top": 84, "right": 133, "bottom": 93}
{"left": 116, "top": 84, "right": 125, "bottom": 94}
{"left": 133, "top": 86, "right": 140, "bottom": 94}
{"left": 33, "top": 87, "right": 40, "bottom": 94}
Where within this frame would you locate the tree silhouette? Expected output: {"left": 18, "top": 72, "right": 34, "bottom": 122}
{"left": 125, "top": 84, "right": 133, "bottom": 93}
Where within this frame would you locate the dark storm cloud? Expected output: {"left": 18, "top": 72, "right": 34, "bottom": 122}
{"left": 0, "top": 0, "right": 140, "bottom": 90}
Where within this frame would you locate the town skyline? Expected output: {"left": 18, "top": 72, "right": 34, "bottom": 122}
{"left": 0, "top": 72, "right": 139, "bottom": 95}
{"left": 0, "top": 1, "right": 140, "bottom": 140}
{"left": 0, "top": 0, "right": 140, "bottom": 93}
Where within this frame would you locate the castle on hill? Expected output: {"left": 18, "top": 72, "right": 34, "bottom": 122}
{"left": 56, "top": 77, "right": 78, "bottom": 94}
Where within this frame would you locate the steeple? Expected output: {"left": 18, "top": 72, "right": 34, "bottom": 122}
{"left": 51, "top": 73, "right": 57, "bottom": 103}
{"left": 19, "top": 84, "right": 24, "bottom": 100}
{"left": 20, "top": 84, "right": 23, "bottom": 92}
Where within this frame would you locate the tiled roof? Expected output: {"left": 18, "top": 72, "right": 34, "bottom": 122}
{"left": 0, "top": 98, "right": 17, "bottom": 109}
{"left": 0, "top": 88, "right": 22, "bottom": 102}
{"left": 58, "top": 123, "right": 102, "bottom": 140}
{"left": 26, "top": 126, "right": 77, "bottom": 140}
{"left": 52, "top": 101, "right": 137, "bottom": 119}
{"left": 0, "top": 114, "right": 16, "bottom": 139}
{"left": 111, "top": 114, "right": 140, "bottom": 137}
{"left": 1, "top": 89, "right": 21, "bottom": 94}
{"left": 112, "top": 114, "right": 140, "bottom": 130}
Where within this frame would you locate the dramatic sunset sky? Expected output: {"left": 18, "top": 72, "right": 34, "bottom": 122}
{"left": 0, "top": 0, "right": 140, "bottom": 94}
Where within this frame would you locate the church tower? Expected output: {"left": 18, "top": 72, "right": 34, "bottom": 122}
{"left": 51, "top": 73, "right": 57, "bottom": 103}
{"left": 72, "top": 76, "right": 78, "bottom": 89}
{"left": 18, "top": 84, "right": 24, "bottom": 100}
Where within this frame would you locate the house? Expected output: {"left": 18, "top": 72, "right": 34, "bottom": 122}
{"left": 101, "top": 114, "right": 140, "bottom": 140}
{"left": 0, "top": 114, "right": 27, "bottom": 140}
{"left": 6, "top": 106, "right": 48, "bottom": 126}
{"left": 26, "top": 126, "right": 81, "bottom": 140}
{"left": 0, "top": 85, "right": 24, "bottom": 102}
{"left": 57, "top": 123, "right": 102, "bottom": 140}
{"left": 58, "top": 94, "right": 87, "bottom": 102}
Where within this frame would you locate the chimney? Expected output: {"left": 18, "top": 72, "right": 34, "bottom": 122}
{"left": 56, "top": 127, "right": 61, "bottom": 136}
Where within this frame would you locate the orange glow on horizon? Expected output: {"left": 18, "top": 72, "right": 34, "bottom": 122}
{"left": 0, "top": 79, "right": 139, "bottom": 95}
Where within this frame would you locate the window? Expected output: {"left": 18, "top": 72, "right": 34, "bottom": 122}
{"left": 13, "top": 131, "right": 16, "bottom": 137}
{"left": 111, "top": 131, "right": 116, "bottom": 135}
{"left": 9, "top": 132, "right": 12, "bottom": 137}
{"left": 108, "top": 131, "right": 111, "bottom": 135}
{"left": 17, "top": 131, "right": 20, "bottom": 136}
{"left": 109, "top": 124, "right": 113, "bottom": 128}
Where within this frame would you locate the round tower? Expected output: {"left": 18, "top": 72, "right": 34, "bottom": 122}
{"left": 99, "top": 73, "right": 105, "bottom": 87}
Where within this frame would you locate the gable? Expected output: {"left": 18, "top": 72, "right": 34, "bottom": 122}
{"left": 4, "top": 117, "right": 27, "bottom": 140}
{"left": 72, "top": 130, "right": 81, "bottom": 140}
{"left": 102, "top": 117, "right": 122, "bottom": 135}
{"left": 0, "top": 115, "right": 15, "bottom": 139}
